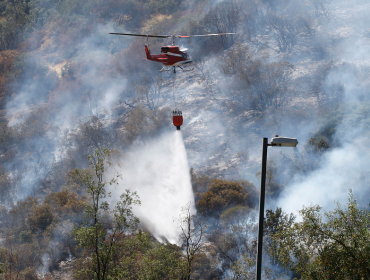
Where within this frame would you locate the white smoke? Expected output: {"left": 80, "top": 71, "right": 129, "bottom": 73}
{"left": 265, "top": 0, "right": 370, "bottom": 215}
{"left": 109, "top": 130, "right": 195, "bottom": 243}
{"left": 38, "top": 253, "right": 50, "bottom": 277}
{"left": 277, "top": 83, "right": 370, "bottom": 215}
{"left": 278, "top": 139, "right": 370, "bottom": 214}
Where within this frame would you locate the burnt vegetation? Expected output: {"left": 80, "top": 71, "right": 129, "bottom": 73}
{"left": 0, "top": 0, "right": 369, "bottom": 279}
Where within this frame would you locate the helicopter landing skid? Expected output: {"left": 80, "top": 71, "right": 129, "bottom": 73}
{"left": 159, "top": 66, "right": 193, "bottom": 73}
{"left": 179, "top": 66, "right": 194, "bottom": 72}
{"left": 159, "top": 66, "right": 171, "bottom": 72}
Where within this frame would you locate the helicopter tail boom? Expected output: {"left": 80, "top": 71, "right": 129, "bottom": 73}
{"left": 144, "top": 45, "right": 152, "bottom": 59}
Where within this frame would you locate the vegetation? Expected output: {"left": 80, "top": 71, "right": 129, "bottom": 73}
{"left": 0, "top": 0, "right": 368, "bottom": 279}
{"left": 177, "top": 203, "right": 207, "bottom": 280}
{"left": 196, "top": 179, "right": 254, "bottom": 216}
{"left": 72, "top": 148, "right": 140, "bottom": 279}
{"left": 269, "top": 191, "right": 370, "bottom": 279}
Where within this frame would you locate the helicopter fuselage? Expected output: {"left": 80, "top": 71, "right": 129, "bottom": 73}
{"left": 145, "top": 45, "right": 192, "bottom": 67}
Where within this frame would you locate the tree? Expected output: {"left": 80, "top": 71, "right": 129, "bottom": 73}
{"left": 177, "top": 203, "right": 207, "bottom": 280}
{"left": 0, "top": 237, "right": 42, "bottom": 280}
{"left": 256, "top": 159, "right": 285, "bottom": 199}
{"left": 265, "top": 2, "right": 315, "bottom": 54}
{"left": 72, "top": 148, "right": 140, "bottom": 280}
{"left": 196, "top": 179, "right": 251, "bottom": 216}
{"left": 229, "top": 254, "right": 256, "bottom": 280}
{"left": 190, "top": 169, "right": 211, "bottom": 203}
{"left": 137, "top": 241, "right": 186, "bottom": 279}
{"left": 220, "top": 43, "right": 254, "bottom": 77}
{"left": 311, "top": 62, "right": 350, "bottom": 110}
{"left": 307, "top": 137, "right": 330, "bottom": 154}
{"left": 0, "top": 170, "right": 12, "bottom": 203}
{"left": 310, "top": 0, "right": 330, "bottom": 20}
{"left": 247, "top": 61, "right": 294, "bottom": 115}
{"left": 209, "top": 205, "right": 257, "bottom": 278}
{"left": 8, "top": 196, "right": 39, "bottom": 230}
{"left": 268, "top": 14, "right": 298, "bottom": 53}
{"left": 64, "top": 168, "right": 94, "bottom": 195}
{"left": 68, "top": 116, "right": 115, "bottom": 162}
{"left": 0, "top": 0, "right": 31, "bottom": 51}
{"left": 44, "top": 189, "right": 85, "bottom": 223}
{"left": 270, "top": 190, "right": 370, "bottom": 279}
{"left": 132, "top": 74, "right": 167, "bottom": 111}
{"left": 94, "top": 230, "right": 187, "bottom": 280}
{"left": 123, "top": 105, "right": 170, "bottom": 145}
{"left": 221, "top": 45, "right": 294, "bottom": 119}
{"left": 202, "top": 0, "right": 241, "bottom": 50}
{"left": 27, "top": 204, "right": 54, "bottom": 232}
{"left": 265, "top": 207, "right": 295, "bottom": 266}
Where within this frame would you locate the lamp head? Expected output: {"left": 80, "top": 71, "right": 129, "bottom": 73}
{"left": 270, "top": 136, "right": 298, "bottom": 147}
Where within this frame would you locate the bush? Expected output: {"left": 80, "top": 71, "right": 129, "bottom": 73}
{"left": 196, "top": 179, "right": 252, "bottom": 216}
{"left": 44, "top": 189, "right": 85, "bottom": 222}
{"left": 190, "top": 169, "right": 211, "bottom": 203}
{"left": 27, "top": 204, "right": 54, "bottom": 232}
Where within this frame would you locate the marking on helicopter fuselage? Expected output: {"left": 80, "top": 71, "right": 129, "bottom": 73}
{"left": 166, "top": 52, "right": 183, "bottom": 57}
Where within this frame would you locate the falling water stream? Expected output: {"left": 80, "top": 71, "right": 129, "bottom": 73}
{"left": 110, "top": 130, "right": 195, "bottom": 243}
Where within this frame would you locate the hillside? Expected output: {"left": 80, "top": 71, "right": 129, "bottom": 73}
{"left": 0, "top": 0, "right": 370, "bottom": 278}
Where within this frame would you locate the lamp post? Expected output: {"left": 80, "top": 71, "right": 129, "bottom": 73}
{"left": 255, "top": 136, "right": 298, "bottom": 280}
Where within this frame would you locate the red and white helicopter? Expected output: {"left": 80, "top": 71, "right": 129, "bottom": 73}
{"left": 109, "top": 33, "right": 236, "bottom": 73}
{"left": 109, "top": 32, "right": 236, "bottom": 130}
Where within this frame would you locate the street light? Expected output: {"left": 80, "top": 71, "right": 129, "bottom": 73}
{"left": 255, "top": 135, "right": 298, "bottom": 280}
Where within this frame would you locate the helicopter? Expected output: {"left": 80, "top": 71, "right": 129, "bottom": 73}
{"left": 109, "top": 32, "right": 236, "bottom": 130}
{"left": 109, "top": 33, "right": 236, "bottom": 73}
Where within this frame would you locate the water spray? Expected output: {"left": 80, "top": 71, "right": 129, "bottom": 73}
{"left": 110, "top": 130, "right": 195, "bottom": 243}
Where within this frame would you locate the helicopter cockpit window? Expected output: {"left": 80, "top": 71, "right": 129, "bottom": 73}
{"left": 182, "top": 52, "right": 189, "bottom": 59}
{"left": 161, "top": 47, "right": 169, "bottom": 53}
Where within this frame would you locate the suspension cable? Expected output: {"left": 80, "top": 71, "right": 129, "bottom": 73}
{"left": 172, "top": 69, "right": 177, "bottom": 110}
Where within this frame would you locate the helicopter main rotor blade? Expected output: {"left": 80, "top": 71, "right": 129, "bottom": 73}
{"left": 178, "top": 33, "right": 237, "bottom": 38}
{"left": 109, "top": 33, "right": 170, "bottom": 38}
